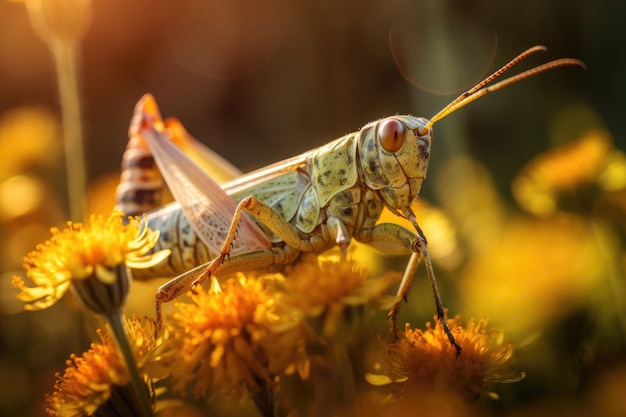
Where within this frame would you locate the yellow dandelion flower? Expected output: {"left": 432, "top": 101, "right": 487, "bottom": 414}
{"left": 512, "top": 128, "right": 613, "bottom": 216}
{"left": 278, "top": 252, "right": 399, "bottom": 339}
{"left": 367, "top": 314, "right": 524, "bottom": 402}
{"left": 599, "top": 149, "right": 626, "bottom": 192}
{"left": 459, "top": 215, "right": 605, "bottom": 338}
{"left": 0, "top": 106, "right": 60, "bottom": 176}
{"left": 120, "top": 316, "right": 165, "bottom": 374}
{"left": 45, "top": 316, "right": 160, "bottom": 417}
{"left": 12, "top": 211, "right": 170, "bottom": 312}
{"left": 162, "top": 274, "right": 302, "bottom": 402}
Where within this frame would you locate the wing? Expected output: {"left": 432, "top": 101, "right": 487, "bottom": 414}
{"left": 164, "top": 117, "right": 243, "bottom": 184}
{"left": 130, "top": 94, "right": 271, "bottom": 254}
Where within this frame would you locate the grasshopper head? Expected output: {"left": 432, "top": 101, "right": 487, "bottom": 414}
{"left": 358, "top": 115, "right": 432, "bottom": 210}
{"left": 357, "top": 47, "right": 584, "bottom": 214}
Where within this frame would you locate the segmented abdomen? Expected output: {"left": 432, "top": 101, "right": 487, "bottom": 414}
{"left": 115, "top": 134, "right": 215, "bottom": 278}
{"left": 131, "top": 203, "right": 215, "bottom": 279}
{"left": 115, "top": 135, "right": 164, "bottom": 217}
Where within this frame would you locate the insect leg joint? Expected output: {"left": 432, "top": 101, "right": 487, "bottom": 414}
{"left": 326, "top": 216, "right": 351, "bottom": 253}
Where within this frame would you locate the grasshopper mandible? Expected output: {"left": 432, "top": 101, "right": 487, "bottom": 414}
{"left": 119, "top": 46, "right": 583, "bottom": 352}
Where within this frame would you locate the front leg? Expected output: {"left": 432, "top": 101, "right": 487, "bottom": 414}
{"left": 366, "top": 222, "right": 461, "bottom": 354}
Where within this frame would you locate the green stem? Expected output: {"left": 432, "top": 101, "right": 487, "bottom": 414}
{"left": 50, "top": 37, "right": 87, "bottom": 221}
{"left": 333, "top": 346, "right": 356, "bottom": 407}
{"left": 107, "top": 312, "right": 153, "bottom": 417}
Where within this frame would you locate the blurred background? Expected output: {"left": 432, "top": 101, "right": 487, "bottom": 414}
{"left": 0, "top": 0, "right": 624, "bottom": 415}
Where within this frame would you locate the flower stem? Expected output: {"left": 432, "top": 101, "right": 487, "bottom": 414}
{"left": 50, "top": 37, "right": 87, "bottom": 221}
{"left": 334, "top": 346, "right": 356, "bottom": 407}
{"left": 107, "top": 312, "right": 153, "bottom": 417}
{"left": 249, "top": 376, "right": 276, "bottom": 417}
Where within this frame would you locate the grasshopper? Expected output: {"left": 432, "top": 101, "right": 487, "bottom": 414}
{"left": 120, "top": 46, "right": 583, "bottom": 352}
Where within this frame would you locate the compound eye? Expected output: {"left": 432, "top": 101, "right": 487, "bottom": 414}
{"left": 378, "top": 119, "right": 405, "bottom": 153}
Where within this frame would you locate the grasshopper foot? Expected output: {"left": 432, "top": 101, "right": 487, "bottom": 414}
{"left": 190, "top": 280, "right": 201, "bottom": 295}
{"left": 438, "top": 313, "right": 462, "bottom": 356}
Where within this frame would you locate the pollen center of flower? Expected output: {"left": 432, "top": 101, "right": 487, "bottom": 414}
{"left": 80, "top": 244, "right": 106, "bottom": 266}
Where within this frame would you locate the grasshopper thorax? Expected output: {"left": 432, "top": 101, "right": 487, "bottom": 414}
{"left": 357, "top": 115, "right": 431, "bottom": 210}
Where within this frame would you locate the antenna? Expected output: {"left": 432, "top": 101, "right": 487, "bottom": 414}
{"left": 421, "top": 46, "right": 585, "bottom": 133}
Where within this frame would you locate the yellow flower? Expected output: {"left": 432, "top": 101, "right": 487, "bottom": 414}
{"left": 278, "top": 251, "right": 399, "bottom": 339}
{"left": 12, "top": 211, "right": 170, "bottom": 311}
{"left": 44, "top": 316, "right": 161, "bottom": 417}
{"left": 458, "top": 215, "right": 605, "bottom": 338}
{"left": 367, "top": 314, "right": 524, "bottom": 402}
{"left": 162, "top": 274, "right": 303, "bottom": 402}
{"left": 512, "top": 128, "right": 613, "bottom": 216}
{"left": 0, "top": 106, "right": 60, "bottom": 177}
